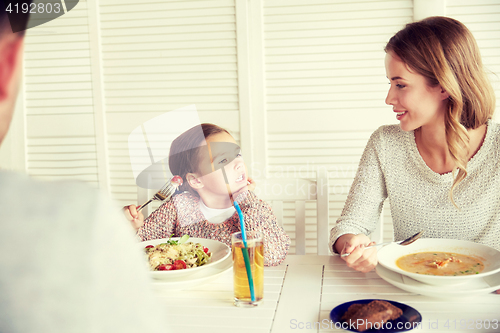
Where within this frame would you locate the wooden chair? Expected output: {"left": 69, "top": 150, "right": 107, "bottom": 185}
{"left": 254, "top": 169, "right": 330, "bottom": 255}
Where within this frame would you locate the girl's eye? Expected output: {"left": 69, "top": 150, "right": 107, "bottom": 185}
{"left": 218, "top": 158, "right": 228, "bottom": 164}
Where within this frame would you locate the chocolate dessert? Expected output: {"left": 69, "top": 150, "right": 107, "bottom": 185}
{"left": 341, "top": 300, "right": 403, "bottom": 332}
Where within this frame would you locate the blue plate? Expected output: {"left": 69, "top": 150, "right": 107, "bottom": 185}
{"left": 329, "top": 299, "right": 422, "bottom": 332}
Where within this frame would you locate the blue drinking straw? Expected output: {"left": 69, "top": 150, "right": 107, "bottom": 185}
{"left": 234, "top": 201, "right": 256, "bottom": 302}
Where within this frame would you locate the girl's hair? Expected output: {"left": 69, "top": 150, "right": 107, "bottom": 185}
{"left": 168, "top": 123, "right": 230, "bottom": 195}
{"left": 385, "top": 16, "right": 496, "bottom": 206}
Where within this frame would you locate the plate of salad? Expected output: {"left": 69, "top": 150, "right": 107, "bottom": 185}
{"left": 139, "top": 235, "right": 231, "bottom": 279}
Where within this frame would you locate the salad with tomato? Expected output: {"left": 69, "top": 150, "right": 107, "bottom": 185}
{"left": 144, "top": 235, "right": 211, "bottom": 271}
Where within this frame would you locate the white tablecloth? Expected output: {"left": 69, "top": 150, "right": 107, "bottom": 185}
{"left": 154, "top": 255, "right": 500, "bottom": 333}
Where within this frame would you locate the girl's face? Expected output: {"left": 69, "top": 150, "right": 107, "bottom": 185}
{"left": 193, "top": 131, "right": 248, "bottom": 206}
{"left": 384, "top": 52, "right": 449, "bottom": 132}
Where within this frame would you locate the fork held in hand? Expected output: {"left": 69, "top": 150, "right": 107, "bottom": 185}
{"left": 137, "top": 182, "right": 176, "bottom": 212}
{"left": 340, "top": 231, "right": 424, "bottom": 257}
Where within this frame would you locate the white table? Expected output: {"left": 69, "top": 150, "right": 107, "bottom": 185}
{"left": 154, "top": 255, "right": 500, "bottom": 333}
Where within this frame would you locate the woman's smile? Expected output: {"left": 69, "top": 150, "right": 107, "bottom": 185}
{"left": 395, "top": 110, "right": 407, "bottom": 120}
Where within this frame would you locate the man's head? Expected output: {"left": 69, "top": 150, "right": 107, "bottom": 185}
{"left": 0, "top": 1, "right": 31, "bottom": 145}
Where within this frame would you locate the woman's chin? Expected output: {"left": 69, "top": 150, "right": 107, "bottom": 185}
{"left": 399, "top": 122, "right": 416, "bottom": 132}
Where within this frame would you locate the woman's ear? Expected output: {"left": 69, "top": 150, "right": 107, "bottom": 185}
{"left": 186, "top": 173, "right": 203, "bottom": 190}
{"left": 440, "top": 86, "right": 450, "bottom": 101}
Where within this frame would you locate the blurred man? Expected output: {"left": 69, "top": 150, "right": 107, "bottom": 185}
{"left": 0, "top": 2, "right": 168, "bottom": 332}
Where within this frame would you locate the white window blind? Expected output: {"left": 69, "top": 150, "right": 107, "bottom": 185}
{"left": 20, "top": 0, "right": 240, "bottom": 208}
{"left": 263, "top": 0, "right": 412, "bottom": 251}
{"left": 99, "top": 0, "right": 239, "bottom": 206}
{"left": 447, "top": 0, "right": 500, "bottom": 120}
{"left": 13, "top": 0, "right": 500, "bottom": 252}
{"left": 24, "top": 1, "right": 99, "bottom": 186}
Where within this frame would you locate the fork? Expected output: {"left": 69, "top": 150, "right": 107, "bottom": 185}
{"left": 340, "top": 231, "right": 424, "bottom": 257}
{"left": 137, "top": 181, "right": 176, "bottom": 212}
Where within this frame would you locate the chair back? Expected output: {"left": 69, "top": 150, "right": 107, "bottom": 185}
{"left": 255, "top": 169, "right": 330, "bottom": 255}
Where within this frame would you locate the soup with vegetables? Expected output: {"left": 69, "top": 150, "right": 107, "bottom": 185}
{"left": 396, "top": 252, "right": 484, "bottom": 276}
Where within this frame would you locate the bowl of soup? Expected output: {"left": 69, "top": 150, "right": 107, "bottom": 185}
{"left": 377, "top": 238, "right": 500, "bottom": 286}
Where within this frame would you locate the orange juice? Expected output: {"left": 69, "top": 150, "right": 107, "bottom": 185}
{"left": 232, "top": 233, "right": 264, "bottom": 306}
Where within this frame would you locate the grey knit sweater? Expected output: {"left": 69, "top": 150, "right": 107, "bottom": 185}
{"left": 330, "top": 120, "right": 500, "bottom": 252}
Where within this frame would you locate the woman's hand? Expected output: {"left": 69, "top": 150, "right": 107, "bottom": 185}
{"left": 335, "top": 233, "right": 378, "bottom": 273}
{"left": 123, "top": 205, "right": 144, "bottom": 231}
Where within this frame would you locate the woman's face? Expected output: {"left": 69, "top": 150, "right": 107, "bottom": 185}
{"left": 194, "top": 131, "right": 248, "bottom": 202}
{"left": 384, "top": 51, "right": 449, "bottom": 132}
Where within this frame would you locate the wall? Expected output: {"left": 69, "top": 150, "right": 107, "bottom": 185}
{"left": 1, "top": 0, "right": 499, "bottom": 253}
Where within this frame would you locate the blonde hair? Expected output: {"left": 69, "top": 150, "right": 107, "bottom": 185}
{"left": 385, "top": 16, "right": 496, "bottom": 207}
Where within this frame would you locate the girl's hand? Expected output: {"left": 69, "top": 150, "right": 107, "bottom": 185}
{"left": 123, "top": 205, "right": 144, "bottom": 231}
{"left": 336, "top": 233, "right": 378, "bottom": 273}
{"left": 247, "top": 177, "right": 256, "bottom": 191}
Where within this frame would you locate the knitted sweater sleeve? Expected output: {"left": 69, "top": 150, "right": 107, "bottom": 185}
{"left": 239, "top": 193, "right": 291, "bottom": 266}
{"left": 137, "top": 199, "right": 177, "bottom": 241}
{"left": 329, "top": 127, "right": 388, "bottom": 252}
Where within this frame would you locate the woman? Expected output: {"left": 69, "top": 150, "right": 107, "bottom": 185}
{"left": 330, "top": 16, "right": 498, "bottom": 273}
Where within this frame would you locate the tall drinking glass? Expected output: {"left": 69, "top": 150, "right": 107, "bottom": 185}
{"left": 231, "top": 231, "right": 264, "bottom": 307}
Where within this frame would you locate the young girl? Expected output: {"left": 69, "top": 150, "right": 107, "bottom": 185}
{"left": 124, "top": 123, "right": 290, "bottom": 266}
{"left": 330, "top": 16, "right": 499, "bottom": 273}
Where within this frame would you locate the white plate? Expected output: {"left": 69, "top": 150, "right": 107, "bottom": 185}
{"left": 139, "top": 237, "right": 231, "bottom": 279}
{"left": 376, "top": 264, "right": 500, "bottom": 299}
{"left": 378, "top": 238, "right": 500, "bottom": 286}
{"left": 151, "top": 256, "right": 233, "bottom": 291}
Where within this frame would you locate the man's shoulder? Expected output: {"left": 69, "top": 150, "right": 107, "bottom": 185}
{"left": 0, "top": 171, "right": 113, "bottom": 233}
{"left": 0, "top": 170, "right": 102, "bottom": 205}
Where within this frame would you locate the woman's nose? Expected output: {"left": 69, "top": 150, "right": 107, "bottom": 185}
{"left": 385, "top": 85, "right": 395, "bottom": 105}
